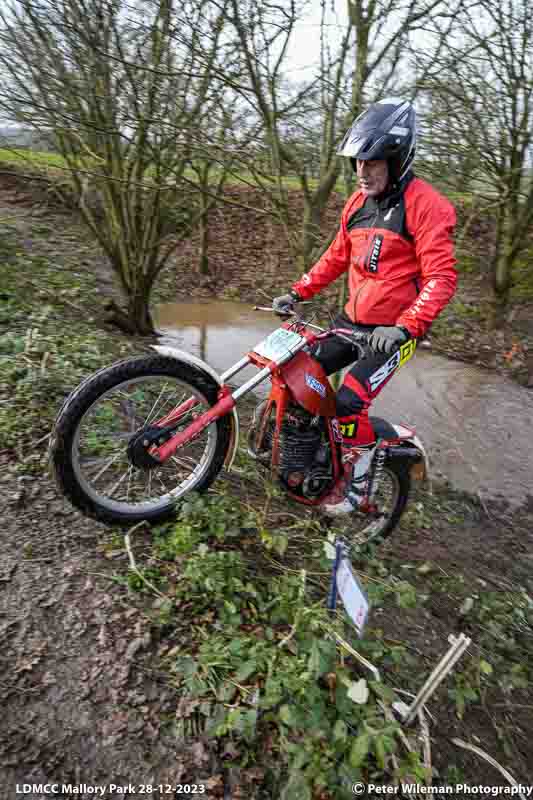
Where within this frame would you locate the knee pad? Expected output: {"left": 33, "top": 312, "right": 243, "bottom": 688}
{"left": 336, "top": 384, "right": 365, "bottom": 418}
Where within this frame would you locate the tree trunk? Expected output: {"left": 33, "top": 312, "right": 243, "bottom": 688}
{"left": 301, "top": 201, "right": 324, "bottom": 270}
{"left": 198, "top": 164, "right": 210, "bottom": 275}
{"left": 128, "top": 288, "right": 156, "bottom": 335}
{"left": 103, "top": 281, "right": 156, "bottom": 336}
{"left": 198, "top": 211, "right": 209, "bottom": 275}
{"left": 300, "top": 166, "right": 341, "bottom": 270}
{"left": 490, "top": 244, "right": 513, "bottom": 328}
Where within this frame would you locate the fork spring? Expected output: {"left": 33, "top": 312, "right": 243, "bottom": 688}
{"left": 367, "top": 447, "right": 386, "bottom": 503}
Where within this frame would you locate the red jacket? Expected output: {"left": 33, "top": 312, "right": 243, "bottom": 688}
{"left": 292, "top": 175, "right": 457, "bottom": 339}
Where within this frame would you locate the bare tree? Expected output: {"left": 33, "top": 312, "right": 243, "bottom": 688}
{"left": 0, "top": 0, "right": 234, "bottom": 334}
{"left": 224, "top": 0, "right": 454, "bottom": 276}
{"left": 418, "top": 0, "right": 533, "bottom": 320}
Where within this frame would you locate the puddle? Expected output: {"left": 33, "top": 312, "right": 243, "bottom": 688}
{"left": 156, "top": 300, "right": 533, "bottom": 507}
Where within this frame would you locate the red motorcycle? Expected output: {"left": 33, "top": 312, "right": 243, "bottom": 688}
{"left": 50, "top": 308, "right": 428, "bottom": 540}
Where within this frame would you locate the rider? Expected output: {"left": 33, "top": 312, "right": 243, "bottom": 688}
{"left": 273, "top": 97, "right": 457, "bottom": 515}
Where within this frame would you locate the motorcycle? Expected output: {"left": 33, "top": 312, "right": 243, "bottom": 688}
{"left": 50, "top": 307, "right": 429, "bottom": 540}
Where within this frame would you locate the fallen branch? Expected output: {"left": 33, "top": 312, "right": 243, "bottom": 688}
{"left": 124, "top": 521, "right": 169, "bottom": 600}
{"left": 418, "top": 707, "right": 432, "bottom": 785}
{"left": 451, "top": 738, "right": 526, "bottom": 799}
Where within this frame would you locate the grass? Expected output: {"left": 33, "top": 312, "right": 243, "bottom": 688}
{"left": 0, "top": 146, "right": 68, "bottom": 170}
{"left": 0, "top": 146, "right": 345, "bottom": 193}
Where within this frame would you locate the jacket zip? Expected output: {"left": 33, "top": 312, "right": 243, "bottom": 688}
{"left": 352, "top": 278, "right": 369, "bottom": 322}
{"left": 353, "top": 205, "right": 380, "bottom": 321}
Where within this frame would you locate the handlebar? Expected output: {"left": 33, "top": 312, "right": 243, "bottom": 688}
{"left": 253, "top": 305, "right": 372, "bottom": 355}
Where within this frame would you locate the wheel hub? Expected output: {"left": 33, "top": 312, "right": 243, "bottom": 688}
{"left": 127, "top": 425, "right": 172, "bottom": 470}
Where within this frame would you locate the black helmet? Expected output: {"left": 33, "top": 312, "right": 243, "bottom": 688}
{"left": 337, "top": 97, "right": 416, "bottom": 181}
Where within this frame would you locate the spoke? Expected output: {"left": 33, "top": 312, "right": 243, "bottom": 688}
{"left": 171, "top": 455, "right": 198, "bottom": 471}
{"left": 144, "top": 382, "right": 169, "bottom": 426}
{"left": 74, "top": 374, "right": 216, "bottom": 510}
{"left": 155, "top": 471, "right": 170, "bottom": 495}
{"left": 84, "top": 453, "right": 122, "bottom": 482}
{"left": 126, "top": 464, "right": 134, "bottom": 501}
{"left": 104, "top": 465, "right": 132, "bottom": 498}
{"left": 153, "top": 391, "right": 187, "bottom": 423}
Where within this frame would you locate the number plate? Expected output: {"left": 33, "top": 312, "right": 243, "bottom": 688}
{"left": 336, "top": 558, "right": 369, "bottom": 637}
{"left": 253, "top": 327, "right": 304, "bottom": 361}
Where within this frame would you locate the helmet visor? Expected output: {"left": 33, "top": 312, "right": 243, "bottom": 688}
{"left": 336, "top": 128, "right": 387, "bottom": 159}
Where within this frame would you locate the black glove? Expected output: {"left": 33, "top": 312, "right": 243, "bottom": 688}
{"left": 369, "top": 326, "right": 409, "bottom": 355}
{"left": 272, "top": 290, "right": 300, "bottom": 316}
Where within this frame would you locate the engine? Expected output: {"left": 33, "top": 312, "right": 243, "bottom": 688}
{"left": 251, "top": 404, "right": 333, "bottom": 498}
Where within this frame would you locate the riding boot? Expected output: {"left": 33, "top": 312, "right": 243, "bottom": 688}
{"left": 323, "top": 443, "right": 376, "bottom": 516}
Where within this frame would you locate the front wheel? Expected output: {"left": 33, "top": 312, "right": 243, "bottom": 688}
{"left": 50, "top": 355, "right": 232, "bottom": 525}
{"left": 351, "top": 458, "right": 411, "bottom": 543}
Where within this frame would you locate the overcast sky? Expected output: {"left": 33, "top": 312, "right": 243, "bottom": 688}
{"left": 285, "top": 0, "right": 350, "bottom": 77}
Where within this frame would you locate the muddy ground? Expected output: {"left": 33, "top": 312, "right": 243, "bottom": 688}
{"left": 1, "top": 176, "right": 533, "bottom": 797}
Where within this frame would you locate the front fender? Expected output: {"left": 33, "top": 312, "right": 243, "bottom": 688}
{"left": 152, "top": 345, "right": 240, "bottom": 470}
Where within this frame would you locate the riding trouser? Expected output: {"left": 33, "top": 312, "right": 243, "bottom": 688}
{"left": 312, "top": 312, "right": 416, "bottom": 447}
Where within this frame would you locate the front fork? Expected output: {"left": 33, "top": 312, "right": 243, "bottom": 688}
{"left": 149, "top": 358, "right": 273, "bottom": 464}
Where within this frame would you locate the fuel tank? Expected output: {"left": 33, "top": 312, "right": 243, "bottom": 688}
{"left": 280, "top": 351, "right": 336, "bottom": 417}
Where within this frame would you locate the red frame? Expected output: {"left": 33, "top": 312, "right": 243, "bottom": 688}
{"left": 149, "top": 321, "right": 410, "bottom": 507}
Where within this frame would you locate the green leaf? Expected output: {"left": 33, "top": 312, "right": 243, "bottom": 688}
{"left": 308, "top": 640, "right": 321, "bottom": 674}
{"left": 274, "top": 534, "right": 288, "bottom": 556}
{"left": 279, "top": 704, "right": 294, "bottom": 726}
{"left": 280, "top": 770, "right": 312, "bottom": 800}
{"left": 235, "top": 660, "right": 258, "bottom": 682}
{"left": 324, "top": 541, "right": 336, "bottom": 560}
{"left": 371, "top": 682, "right": 395, "bottom": 703}
{"left": 374, "top": 735, "right": 386, "bottom": 769}
{"left": 479, "top": 659, "right": 493, "bottom": 675}
{"left": 333, "top": 719, "right": 348, "bottom": 741}
{"left": 350, "top": 733, "right": 370, "bottom": 768}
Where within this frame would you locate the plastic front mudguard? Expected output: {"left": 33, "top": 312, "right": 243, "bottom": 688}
{"left": 151, "top": 345, "right": 240, "bottom": 470}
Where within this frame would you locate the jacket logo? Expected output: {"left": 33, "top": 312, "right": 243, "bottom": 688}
{"left": 305, "top": 373, "right": 326, "bottom": 397}
{"left": 408, "top": 278, "right": 437, "bottom": 316}
{"left": 365, "top": 234, "right": 383, "bottom": 273}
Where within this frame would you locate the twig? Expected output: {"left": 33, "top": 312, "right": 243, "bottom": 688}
{"left": 476, "top": 489, "right": 493, "bottom": 519}
{"left": 40, "top": 350, "right": 51, "bottom": 375}
{"left": 418, "top": 707, "right": 432, "bottom": 785}
{"left": 330, "top": 630, "right": 381, "bottom": 682}
{"left": 402, "top": 634, "right": 471, "bottom": 725}
{"left": 451, "top": 738, "right": 526, "bottom": 798}
{"left": 33, "top": 432, "right": 51, "bottom": 447}
{"left": 0, "top": 680, "right": 45, "bottom": 695}
{"left": 14, "top": 274, "right": 87, "bottom": 313}
{"left": 124, "top": 521, "right": 169, "bottom": 599}
{"left": 124, "top": 521, "right": 150, "bottom": 569}
{"left": 393, "top": 688, "right": 436, "bottom": 723}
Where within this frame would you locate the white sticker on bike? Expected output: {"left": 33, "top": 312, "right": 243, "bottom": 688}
{"left": 253, "top": 328, "right": 304, "bottom": 361}
{"left": 368, "top": 351, "right": 401, "bottom": 392}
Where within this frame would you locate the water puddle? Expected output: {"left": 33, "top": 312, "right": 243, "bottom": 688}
{"left": 156, "top": 300, "right": 533, "bottom": 507}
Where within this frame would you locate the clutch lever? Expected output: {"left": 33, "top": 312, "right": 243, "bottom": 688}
{"left": 337, "top": 330, "right": 373, "bottom": 360}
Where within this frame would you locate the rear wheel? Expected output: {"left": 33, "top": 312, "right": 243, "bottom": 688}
{"left": 349, "top": 458, "right": 411, "bottom": 544}
{"left": 50, "top": 356, "right": 232, "bottom": 525}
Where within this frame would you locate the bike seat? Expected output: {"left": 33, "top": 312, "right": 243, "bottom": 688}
{"left": 369, "top": 416, "right": 398, "bottom": 441}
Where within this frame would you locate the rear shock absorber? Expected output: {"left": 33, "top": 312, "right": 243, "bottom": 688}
{"left": 367, "top": 445, "right": 386, "bottom": 503}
